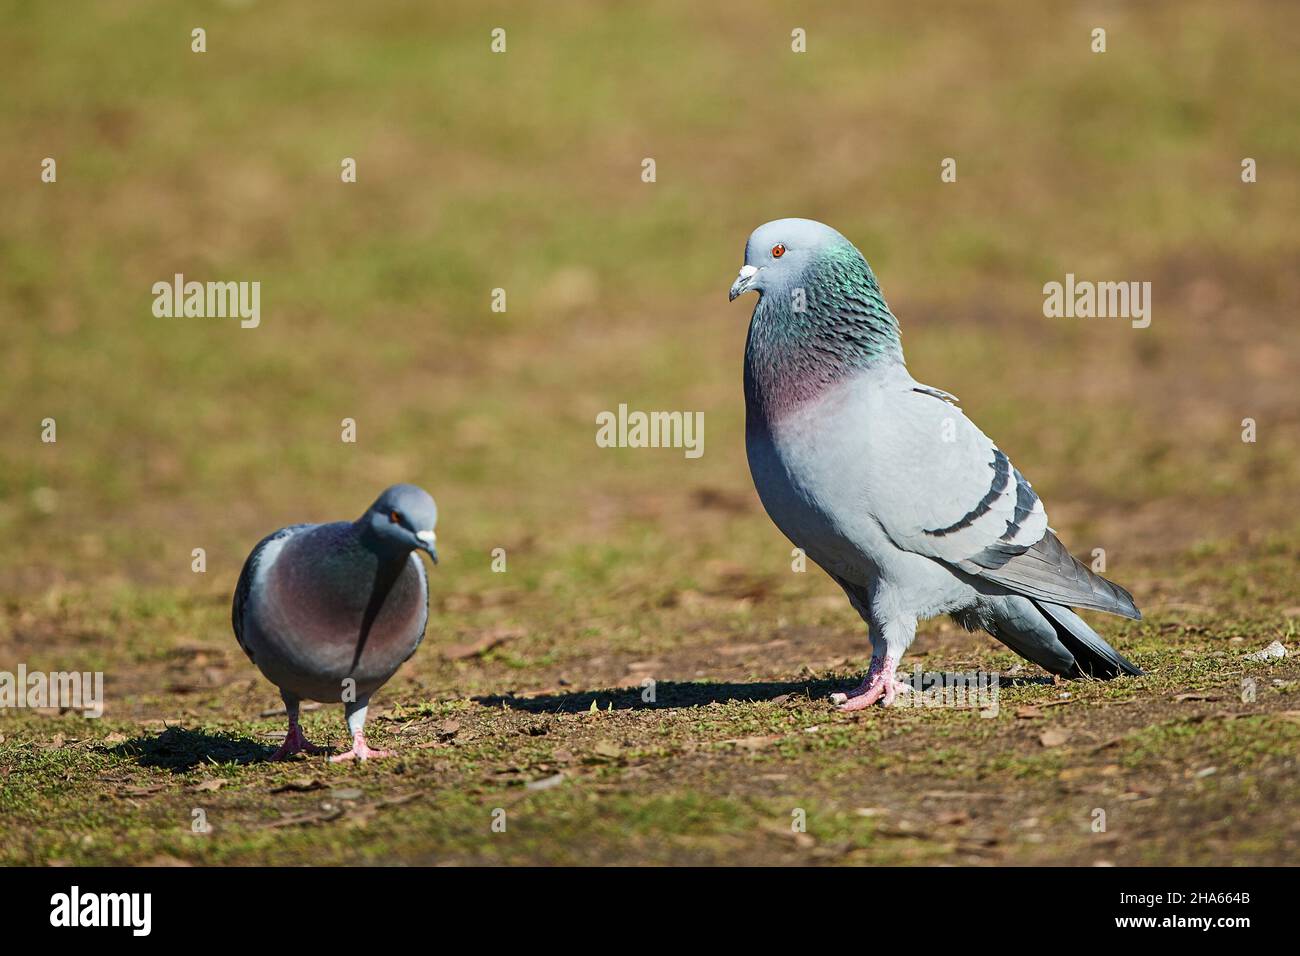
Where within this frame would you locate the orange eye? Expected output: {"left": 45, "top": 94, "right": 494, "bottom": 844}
{"left": 389, "top": 510, "right": 400, "bottom": 524}
{"left": 771, "top": 243, "right": 786, "bottom": 258}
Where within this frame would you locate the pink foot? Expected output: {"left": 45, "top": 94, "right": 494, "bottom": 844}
{"left": 832, "top": 655, "right": 905, "bottom": 711}
{"left": 329, "top": 733, "right": 392, "bottom": 763}
{"left": 271, "top": 723, "right": 325, "bottom": 760}
{"left": 831, "top": 656, "right": 885, "bottom": 703}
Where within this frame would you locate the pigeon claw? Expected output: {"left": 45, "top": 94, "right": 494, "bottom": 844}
{"left": 271, "top": 724, "right": 326, "bottom": 760}
{"left": 834, "top": 655, "right": 904, "bottom": 711}
{"left": 328, "top": 734, "right": 393, "bottom": 763}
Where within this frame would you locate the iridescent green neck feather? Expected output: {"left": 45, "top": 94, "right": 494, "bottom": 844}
{"left": 744, "top": 241, "right": 904, "bottom": 415}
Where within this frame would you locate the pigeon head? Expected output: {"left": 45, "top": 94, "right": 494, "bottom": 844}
{"left": 732, "top": 219, "right": 904, "bottom": 408}
{"left": 729, "top": 218, "right": 856, "bottom": 301}
{"left": 359, "top": 484, "right": 438, "bottom": 563}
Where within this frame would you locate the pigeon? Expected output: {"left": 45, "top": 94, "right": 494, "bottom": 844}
{"left": 729, "top": 218, "right": 1142, "bottom": 710}
{"left": 232, "top": 484, "right": 438, "bottom": 760}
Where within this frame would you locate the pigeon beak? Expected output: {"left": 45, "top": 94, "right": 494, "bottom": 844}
{"left": 415, "top": 530, "right": 438, "bottom": 564}
{"left": 729, "top": 264, "right": 758, "bottom": 301}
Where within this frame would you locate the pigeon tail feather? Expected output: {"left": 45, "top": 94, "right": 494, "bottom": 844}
{"left": 1036, "top": 600, "right": 1144, "bottom": 678}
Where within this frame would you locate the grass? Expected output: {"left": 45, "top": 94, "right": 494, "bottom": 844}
{"left": 0, "top": 0, "right": 1298, "bottom": 865}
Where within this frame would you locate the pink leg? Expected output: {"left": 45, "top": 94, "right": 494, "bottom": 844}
{"left": 832, "top": 655, "right": 905, "bottom": 711}
{"left": 329, "top": 731, "right": 393, "bottom": 763}
{"left": 831, "top": 655, "right": 885, "bottom": 703}
{"left": 271, "top": 718, "right": 325, "bottom": 760}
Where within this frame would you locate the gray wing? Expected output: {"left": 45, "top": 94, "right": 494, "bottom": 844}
{"left": 871, "top": 386, "right": 1140, "bottom": 619}
{"left": 231, "top": 523, "right": 312, "bottom": 662}
{"left": 973, "top": 530, "right": 1140, "bottom": 620}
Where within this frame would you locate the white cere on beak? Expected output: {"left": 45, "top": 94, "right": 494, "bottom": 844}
{"left": 416, "top": 530, "right": 437, "bottom": 544}
{"left": 738, "top": 264, "right": 758, "bottom": 280}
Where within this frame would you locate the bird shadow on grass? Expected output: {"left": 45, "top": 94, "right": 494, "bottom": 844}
{"left": 475, "top": 673, "right": 1057, "bottom": 714}
{"left": 105, "top": 726, "right": 273, "bottom": 772}
{"left": 478, "top": 677, "right": 847, "bottom": 714}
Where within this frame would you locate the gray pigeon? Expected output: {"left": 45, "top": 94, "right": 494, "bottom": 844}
{"left": 233, "top": 484, "right": 438, "bottom": 760}
{"left": 729, "top": 218, "right": 1141, "bottom": 710}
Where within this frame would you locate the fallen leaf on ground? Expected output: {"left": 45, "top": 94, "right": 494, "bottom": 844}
{"left": 122, "top": 784, "right": 166, "bottom": 796}
{"left": 263, "top": 807, "right": 345, "bottom": 829}
{"left": 1089, "top": 736, "right": 1126, "bottom": 753}
{"left": 441, "top": 626, "right": 524, "bottom": 661}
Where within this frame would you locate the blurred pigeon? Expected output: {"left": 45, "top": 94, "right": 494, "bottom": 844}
{"left": 729, "top": 219, "right": 1142, "bottom": 710}
{"left": 233, "top": 484, "right": 438, "bottom": 759}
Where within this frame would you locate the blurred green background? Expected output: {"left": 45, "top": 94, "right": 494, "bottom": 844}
{"left": 3, "top": 0, "right": 1297, "bottom": 595}
{"left": 0, "top": 1, "right": 1297, "bottom": 865}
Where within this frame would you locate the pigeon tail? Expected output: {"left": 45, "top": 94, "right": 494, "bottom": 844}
{"left": 1035, "top": 600, "right": 1144, "bottom": 678}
